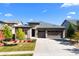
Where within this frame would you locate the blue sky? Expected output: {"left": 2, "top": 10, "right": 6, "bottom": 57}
{"left": 0, "top": 3, "right": 79, "bottom": 25}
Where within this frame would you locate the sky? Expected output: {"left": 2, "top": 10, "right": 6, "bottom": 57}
{"left": 0, "top": 3, "right": 79, "bottom": 25}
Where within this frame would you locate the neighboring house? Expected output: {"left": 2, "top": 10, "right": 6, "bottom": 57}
{"left": 61, "top": 19, "right": 79, "bottom": 31}
{"left": 0, "top": 20, "right": 65, "bottom": 39}
{"left": 0, "top": 20, "right": 19, "bottom": 40}
{"left": 61, "top": 19, "right": 79, "bottom": 36}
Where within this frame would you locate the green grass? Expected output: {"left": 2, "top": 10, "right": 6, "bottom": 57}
{"left": 0, "top": 54, "right": 33, "bottom": 56}
{"left": 0, "top": 40, "right": 36, "bottom": 52}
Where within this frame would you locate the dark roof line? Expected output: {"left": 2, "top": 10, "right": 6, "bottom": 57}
{"left": 0, "top": 20, "right": 19, "bottom": 24}
{"left": 61, "top": 19, "right": 79, "bottom": 26}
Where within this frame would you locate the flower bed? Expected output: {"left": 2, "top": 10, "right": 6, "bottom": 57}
{"left": 0, "top": 43, "right": 4, "bottom": 46}
{"left": 0, "top": 39, "right": 36, "bottom": 47}
{"left": 0, "top": 39, "right": 36, "bottom": 52}
{"left": 10, "top": 39, "right": 35, "bottom": 43}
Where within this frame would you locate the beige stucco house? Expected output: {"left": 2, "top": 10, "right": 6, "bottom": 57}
{"left": 25, "top": 21, "right": 65, "bottom": 39}
{"left": 0, "top": 20, "right": 65, "bottom": 39}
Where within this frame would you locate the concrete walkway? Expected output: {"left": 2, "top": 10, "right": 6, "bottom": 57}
{"left": 0, "top": 51, "right": 34, "bottom": 55}
{"left": 34, "top": 38, "right": 79, "bottom": 56}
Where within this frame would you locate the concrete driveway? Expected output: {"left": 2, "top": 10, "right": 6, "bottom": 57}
{"left": 34, "top": 38, "right": 79, "bottom": 56}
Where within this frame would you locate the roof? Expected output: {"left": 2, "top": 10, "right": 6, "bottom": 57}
{"left": 66, "top": 19, "right": 78, "bottom": 25}
{"left": 0, "top": 20, "right": 19, "bottom": 24}
{"left": 14, "top": 24, "right": 31, "bottom": 28}
{"left": 36, "top": 22, "right": 65, "bottom": 28}
{"left": 62, "top": 19, "right": 79, "bottom": 25}
{"left": 28, "top": 21, "right": 40, "bottom": 24}
{"left": 0, "top": 20, "right": 65, "bottom": 30}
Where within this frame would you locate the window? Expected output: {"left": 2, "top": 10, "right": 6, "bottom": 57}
{"left": 32, "top": 29, "right": 35, "bottom": 37}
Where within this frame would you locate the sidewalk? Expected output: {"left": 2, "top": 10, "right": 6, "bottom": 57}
{"left": 0, "top": 51, "right": 34, "bottom": 55}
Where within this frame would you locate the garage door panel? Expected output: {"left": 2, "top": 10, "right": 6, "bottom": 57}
{"left": 38, "top": 31, "right": 46, "bottom": 38}
{"left": 47, "top": 31, "right": 62, "bottom": 39}
{"left": 47, "top": 35, "right": 61, "bottom": 39}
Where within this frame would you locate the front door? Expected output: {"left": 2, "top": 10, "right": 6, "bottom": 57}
{"left": 38, "top": 31, "right": 46, "bottom": 38}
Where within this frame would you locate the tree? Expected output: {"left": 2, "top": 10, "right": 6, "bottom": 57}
{"left": 73, "top": 31, "right": 79, "bottom": 43}
{"left": 16, "top": 28, "right": 25, "bottom": 40}
{"left": 76, "top": 25, "right": 79, "bottom": 31}
{"left": 3, "top": 24, "right": 13, "bottom": 41}
{"left": 66, "top": 23, "right": 75, "bottom": 38}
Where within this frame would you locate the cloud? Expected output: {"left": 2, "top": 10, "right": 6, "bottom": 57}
{"left": 66, "top": 16, "right": 72, "bottom": 18}
{"left": 61, "top": 3, "right": 79, "bottom": 8}
{"left": 29, "top": 19, "right": 33, "bottom": 21}
{"left": 0, "top": 12, "right": 2, "bottom": 15}
{"left": 4, "top": 13, "right": 13, "bottom": 17}
{"left": 42, "top": 9, "right": 48, "bottom": 13}
{"left": 68, "top": 11, "right": 76, "bottom": 15}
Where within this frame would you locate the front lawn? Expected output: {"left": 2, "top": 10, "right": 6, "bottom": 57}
{"left": 0, "top": 54, "right": 33, "bottom": 56}
{"left": 0, "top": 40, "right": 36, "bottom": 52}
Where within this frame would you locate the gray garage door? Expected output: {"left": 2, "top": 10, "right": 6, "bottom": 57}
{"left": 47, "top": 31, "right": 62, "bottom": 39}
{"left": 38, "top": 31, "right": 46, "bottom": 38}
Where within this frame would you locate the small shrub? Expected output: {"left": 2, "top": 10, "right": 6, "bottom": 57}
{"left": 72, "top": 31, "right": 79, "bottom": 43}
{"left": 16, "top": 28, "right": 25, "bottom": 40}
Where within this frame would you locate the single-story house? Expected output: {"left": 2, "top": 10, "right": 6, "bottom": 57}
{"left": 0, "top": 20, "right": 65, "bottom": 39}
{"left": 23, "top": 21, "right": 65, "bottom": 39}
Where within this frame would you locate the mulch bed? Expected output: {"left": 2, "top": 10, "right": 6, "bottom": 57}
{"left": 0, "top": 39, "right": 36, "bottom": 47}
